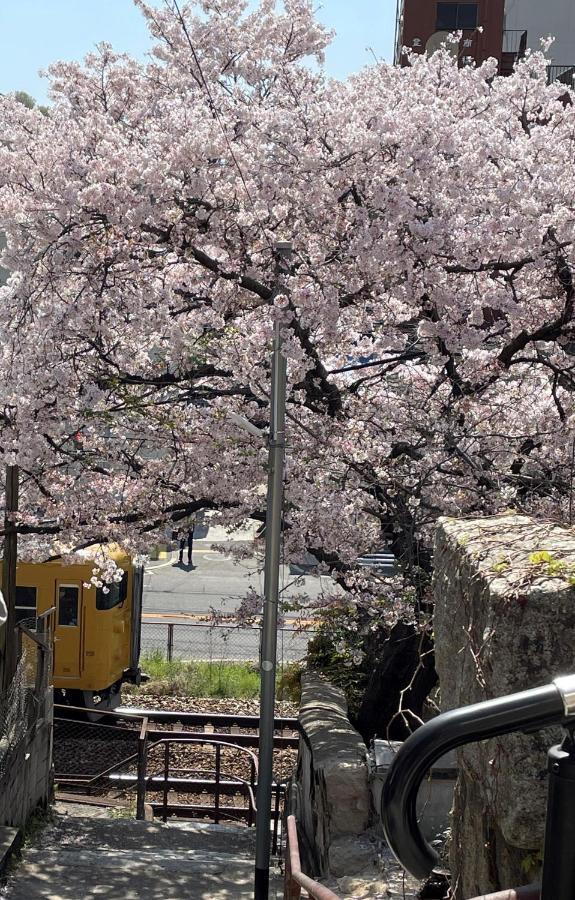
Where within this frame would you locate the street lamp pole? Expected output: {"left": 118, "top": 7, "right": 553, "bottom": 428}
{"left": 254, "top": 240, "right": 292, "bottom": 900}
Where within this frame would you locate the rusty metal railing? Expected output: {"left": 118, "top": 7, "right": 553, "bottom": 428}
{"left": 144, "top": 735, "right": 259, "bottom": 826}
{"left": 284, "top": 814, "right": 340, "bottom": 900}
{"left": 54, "top": 704, "right": 290, "bottom": 847}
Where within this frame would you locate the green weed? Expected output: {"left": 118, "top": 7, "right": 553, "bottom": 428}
{"left": 137, "top": 650, "right": 302, "bottom": 700}
{"left": 276, "top": 662, "right": 304, "bottom": 703}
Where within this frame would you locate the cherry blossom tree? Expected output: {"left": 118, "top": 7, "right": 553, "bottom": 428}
{"left": 0, "top": 1, "right": 574, "bottom": 727}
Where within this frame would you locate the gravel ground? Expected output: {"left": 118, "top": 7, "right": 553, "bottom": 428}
{"left": 330, "top": 853, "right": 423, "bottom": 899}
{"left": 121, "top": 688, "right": 298, "bottom": 718}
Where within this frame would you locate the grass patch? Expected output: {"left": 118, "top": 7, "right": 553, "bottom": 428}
{"left": 139, "top": 650, "right": 261, "bottom": 698}
{"left": 138, "top": 650, "right": 303, "bottom": 700}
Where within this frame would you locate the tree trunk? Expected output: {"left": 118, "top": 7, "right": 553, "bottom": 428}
{"left": 354, "top": 620, "right": 438, "bottom": 742}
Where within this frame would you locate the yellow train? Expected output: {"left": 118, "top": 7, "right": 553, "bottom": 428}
{"left": 12, "top": 547, "right": 143, "bottom": 710}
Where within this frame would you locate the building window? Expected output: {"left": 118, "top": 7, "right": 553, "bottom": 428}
{"left": 15, "top": 586, "right": 36, "bottom": 624}
{"left": 436, "top": 3, "right": 478, "bottom": 31}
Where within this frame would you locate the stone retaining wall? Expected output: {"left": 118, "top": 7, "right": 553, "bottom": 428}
{"left": 434, "top": 514, "right": 575, "bottom": 898}
{"left": 290, "top": 673, "right": 371, "bottom": 878}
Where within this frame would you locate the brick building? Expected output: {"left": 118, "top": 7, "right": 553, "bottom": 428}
{"left": 394, "top": 0, "right": 575, "bottom": 84}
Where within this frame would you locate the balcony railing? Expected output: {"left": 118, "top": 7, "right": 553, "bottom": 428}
{"left": 499, "top": 29, "right": 575, "bottom": 88}
{"left": 547, "top": 64, "right": 575, "bottom": 87}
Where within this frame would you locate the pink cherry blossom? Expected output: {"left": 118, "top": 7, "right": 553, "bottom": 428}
{"left": 0, "top": 2, "right": 571, "bottom": 615}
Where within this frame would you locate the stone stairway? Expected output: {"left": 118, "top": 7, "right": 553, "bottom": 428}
{"left": 1, "top": 808, "right": 283, "bottom": 899}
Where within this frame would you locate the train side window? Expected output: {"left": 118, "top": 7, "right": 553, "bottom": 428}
{"left": 15, "top": 586, "right": 37, "bottom": 624}
{"left": 96, "top": 571, "right": 128, "bottom": 611}
{"left": 58, "top": 585, "right": 79, "bottom": 626}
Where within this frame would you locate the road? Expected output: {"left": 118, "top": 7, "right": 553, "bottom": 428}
{"left": 143, "top": 545, "right": 332, "bottom": 618}
{"left": 141, "top": 543, "right": 331, "bottom": 661}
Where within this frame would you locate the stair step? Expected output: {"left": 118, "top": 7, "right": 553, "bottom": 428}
{"left": 5, "top": 849, "right": 282, "bottom": 899}
{"left": 2, "top": 812, "right": 284, "bottom": 899}
{"left": 33, "top": 814, "right": 256, "bottom": 854}
{"left": 165, "top": 820, "right": 254, "bottom": 835}
{"left": 23, "top": 846, "right": 256, "bottom": 871}
{"left": 4, "top": 869, "right": 277, "bottom": 899}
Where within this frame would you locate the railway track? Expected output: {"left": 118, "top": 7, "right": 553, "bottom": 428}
{"left": 53, "top": 703, "right": 299, "bottom": 837}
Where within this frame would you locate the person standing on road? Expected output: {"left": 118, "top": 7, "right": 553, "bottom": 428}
{"left": 186, "top": 524, "right": 195, "bottom": 566}
{"left": 176, "top": 518, "right": 196, "bottom": 566}
{"left": 178, "top": 530, "right": 186, "bottom": 564}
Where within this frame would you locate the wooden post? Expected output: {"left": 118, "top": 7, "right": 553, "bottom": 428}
{"left": 0, "top": 465, "right": 18, "bottom": 692}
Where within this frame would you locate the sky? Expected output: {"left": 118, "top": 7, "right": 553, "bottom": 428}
{"left": 0, "top": 1, "right": 396, "bottom": 105}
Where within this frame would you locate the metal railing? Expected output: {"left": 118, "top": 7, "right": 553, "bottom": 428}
{"left": 135, "top": 727, "right": 285, "bottom": 853}
{"left": 54, "top": 704, "right": 294, "bottom": 852}
{"left": 547, "top": 65, "right": 575, "bottom": 87}
{"left": 135, "top": 724, "right": 258, "bottom": 819}
{"left": 381, "top": 676, "right": 575, "bottom": 900}
{"left": 284, "top": 815, "right": 340, "bottom": 900}
{"left": 144, "top": 735, "right": 258, "bottom": 825}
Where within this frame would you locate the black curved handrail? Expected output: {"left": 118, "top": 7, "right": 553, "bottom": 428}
{"left": 381, "top": 682, "right": 571, "bottom": 880}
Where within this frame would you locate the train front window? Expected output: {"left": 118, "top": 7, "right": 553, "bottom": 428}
{"left": 58, "top": 585, "right": 79, "bottom": 626}
{"left": 96, "top": 571, "right": 128, "bottom": 611}
{"left": 15, "top": 586, "right": 36, "bottom": 624}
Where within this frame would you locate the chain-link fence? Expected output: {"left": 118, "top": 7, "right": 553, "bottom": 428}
{"left": 17, "top": 611, "right": 53, "bottom": 717}
{"left": 141, "top": 621, "right": 311, "bottom": 664}
{"left": 53, "top": 715, "right": 140, "bottom": 796}
{"left": 0, "top": 653, "right": 30, "bottom": 779}
{"left": 0, "top": 610, "right": 53, "bottom": 786}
